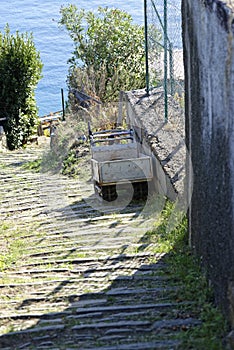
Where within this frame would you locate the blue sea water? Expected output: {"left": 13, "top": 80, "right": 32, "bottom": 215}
{"left": 0, "top": 1, "right": 181, "bottom": 116}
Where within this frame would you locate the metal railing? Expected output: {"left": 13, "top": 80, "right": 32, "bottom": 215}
{"left": 144, "top": 0, "right": 184, "bottom": 122}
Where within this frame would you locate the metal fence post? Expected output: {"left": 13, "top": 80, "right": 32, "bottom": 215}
{"left": 164, "top": 0, "right": 168, "bottom": 122}
{"left": 61, "top": 88, "right": 65, "bottom": 121}
{"left": 169, "top": 42, "right": 175, "bottom": 95}
{"left": 144, "top": 0, "right": 150, "bottom": 96}
{"left": 146, "top": 0, "right": 183, "bottom": 123}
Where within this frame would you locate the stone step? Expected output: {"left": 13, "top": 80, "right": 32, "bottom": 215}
{"left": 22, "top": 243, "right": 145, "bottom": 258}
{"left": 84, "top": 340, "right": 181, "bottom": 350}
{"left": 0, "top": 274, "right": 170, "bottom": 289}
{"left": 71, "top": 320, "right": 151, "bottom": 331}
{"left": 75, "top": 302, "right": 186, "bottom": 315}
{"left": 18, "top": 252, "right": 157, "bottom": 267}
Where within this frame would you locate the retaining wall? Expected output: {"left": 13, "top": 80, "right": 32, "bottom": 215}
{"left": 123, "top": 88, "right": 187, "bottom": 209}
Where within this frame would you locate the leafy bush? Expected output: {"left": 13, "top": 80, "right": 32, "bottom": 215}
{"left": 0, "top": 25, "right": 43, "bottom": 150}
{"left": 59, "top": 6, "right": 159, "bottom": 102}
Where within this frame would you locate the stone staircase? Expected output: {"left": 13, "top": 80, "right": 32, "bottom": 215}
{"left": 0, "top": 142, "right": 201, "bottom": 350}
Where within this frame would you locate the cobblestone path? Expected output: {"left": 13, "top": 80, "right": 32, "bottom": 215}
{"left": 0, "top": 143, "right": 201, "bottom": 350}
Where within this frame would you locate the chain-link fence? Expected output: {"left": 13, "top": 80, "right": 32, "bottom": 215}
{"left": 144, "top": 0, "right": 184, "bottom": 122}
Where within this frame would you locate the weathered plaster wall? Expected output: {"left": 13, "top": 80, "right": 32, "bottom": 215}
{"left": 182, "top": 0, "right": 234, "bottom": 324}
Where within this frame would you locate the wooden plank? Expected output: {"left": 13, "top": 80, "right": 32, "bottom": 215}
{"left": 92, "top": 156, "right": 153, "bottom": 184}
{"left": 91, "top": 159, "right": 100, "bottom": 183}
{"left": 91, "top": 142, "right": 139, "bottom": 162}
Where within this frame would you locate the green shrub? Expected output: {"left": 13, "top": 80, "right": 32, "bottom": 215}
{"left": 0, "top": 25, "right": 43, "bottom": 149}
{"left": 59, "top": 6, "right": 161, "bottom": 102}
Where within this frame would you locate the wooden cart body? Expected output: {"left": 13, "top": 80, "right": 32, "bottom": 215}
{"left": 91, "top": 143, "right": 152, "bottom": 185}
{"left": 89, "top": 127, "right": 153, "bottom": 201}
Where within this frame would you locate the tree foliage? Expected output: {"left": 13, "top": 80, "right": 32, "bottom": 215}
{"left": 59, "top": 6, "right": 149, "bottom": 102}
{"left": 0, "top": 25, "right": 43, "bottom": 149}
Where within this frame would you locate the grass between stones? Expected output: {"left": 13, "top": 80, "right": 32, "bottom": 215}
{"left": 0, "top": 223, "right": 28, "bottom": 271}
{"left": 0, "top": 202, "right": 228, "bottom": 348}
{"left": 21, "top": 158, "right": 42, "bottom": 172}
{"left": 146, "top": 202, "right": 228, "bottom": 349}
{"left": 0, "top": 222, "right": 43, "bottom": 273}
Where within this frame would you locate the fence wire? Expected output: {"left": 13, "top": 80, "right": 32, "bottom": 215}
{"left": 144, "top": 0, "right": 184, "bottom": 122}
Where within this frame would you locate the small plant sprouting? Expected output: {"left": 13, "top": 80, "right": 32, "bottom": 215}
{"left": 22, "top": 158, "right": 42, "bottom": 172}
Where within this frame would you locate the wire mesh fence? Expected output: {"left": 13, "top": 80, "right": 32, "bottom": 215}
{"left": 144, "top": 0, "right": 184, "bottom": 122}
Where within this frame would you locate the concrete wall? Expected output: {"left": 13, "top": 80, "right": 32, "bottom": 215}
{"left": 124, "top": 92, "right": 176, "bottom": 201}
{"left": 123, "top": 88, "right": 186, "bottom": 203}
{"left": 182, "top": 0, "right": 234, "bottom": 325}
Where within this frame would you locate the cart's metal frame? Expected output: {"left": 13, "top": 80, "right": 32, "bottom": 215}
{"left": 89, "top": 123, "right": 153, "bottom": 201}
